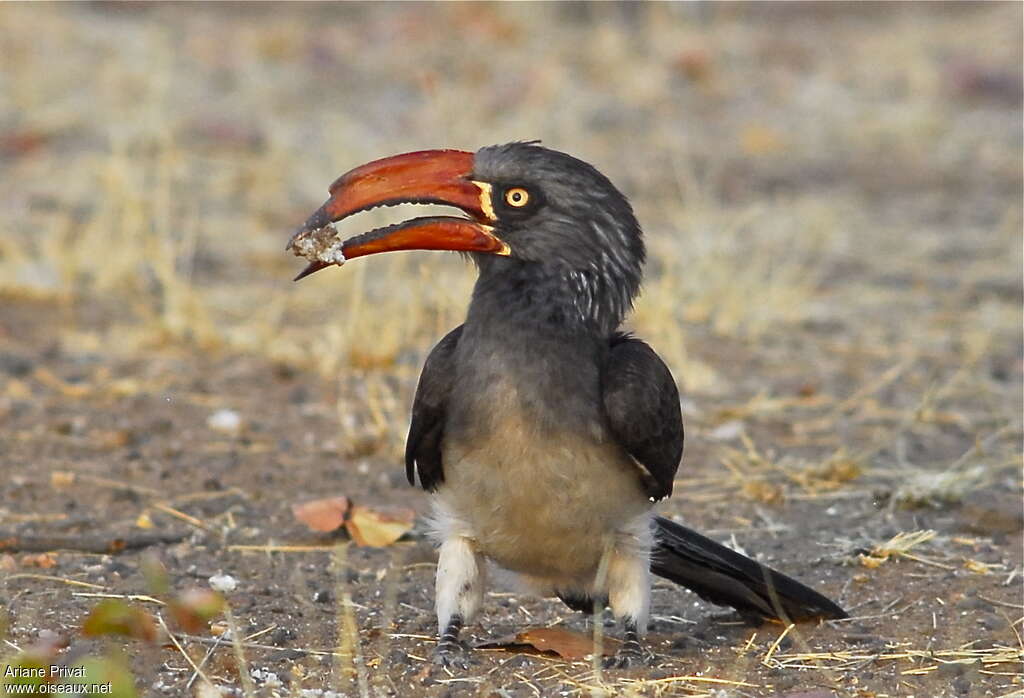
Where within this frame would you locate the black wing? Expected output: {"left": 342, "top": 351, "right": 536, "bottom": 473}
{"left": 405, "top": 325, "right": 463, "bottom": 491}
{"left": 602, "top": 334, "right": 684, "bottom": 501}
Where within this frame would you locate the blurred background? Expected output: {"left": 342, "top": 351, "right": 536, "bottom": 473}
{"left": 1, "top": 3, "right": 1022, "bottom": 695}
{"left": 2, "top": 2, "right": 1019, "bottom": 395}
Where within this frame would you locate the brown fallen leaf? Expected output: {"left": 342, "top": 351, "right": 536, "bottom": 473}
{"left": 292, "top": 496, "right": 350, "bottom": 533}
{"left": 479, "top": 626, "right": 620, "bottom": 660}
{"left": 345, "top": 506, "right": 414, "bottom": 547}
{"left": 168, "top": 588, "right": 226, "bottom": 634}
{"left": 82, "top": 599, "right": 157, "bottom": 643}
{"left": 20, "top": 553, "right": 59, "bottom": 569}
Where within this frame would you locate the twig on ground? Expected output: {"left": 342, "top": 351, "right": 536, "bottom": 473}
{"left": 4, "top": 573, "right": 106, "bottom": 589}
{"left": 227, "top": 544, "right": 337, "bottom": 553}
{"left": 761, "top": 622, "right": 795, "bottom": 667}
{"left": 71, "top": 592, "right": 164, "bottom": 605}
{"left": 0, "top": 530, "right": 188, "bottom": 553}
{"left": 150, "top": 502, "right": 214, "bottom": 532}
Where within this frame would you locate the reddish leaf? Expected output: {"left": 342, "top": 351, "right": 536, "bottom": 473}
{"left": 345, "top": 506, "right": 414, "bottom": 547}
{"left": 167, "top": 589, "right": 226, "bottom": 634}
{"left": 479, "top": 627, "right": 620, "bottom": 660}
{"left": 292, "top": 496, "right": 350, "bottom": 533}
{"left": 19, "top": 553, "right": 58, "bottom": 569}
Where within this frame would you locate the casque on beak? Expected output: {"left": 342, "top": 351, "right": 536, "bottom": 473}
{"left": 287, "top": 149, "right": 509, "bottom": 280}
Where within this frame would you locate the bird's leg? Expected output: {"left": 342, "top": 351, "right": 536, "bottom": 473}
{"left": 604, "top": 531, "right": 654, "bottom": 669}
{"left": 433, "top": 535, "right": 485, "bottom": 668}
{"left": 436, "top": 613, "right": 463, "bottom": 658}
{"left": 610, "top": 618, "right": 647, "bottom": 667}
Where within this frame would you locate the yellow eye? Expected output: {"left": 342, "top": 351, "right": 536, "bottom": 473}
{"left": 505, "top": 187, "right": 530, "bottom": 207}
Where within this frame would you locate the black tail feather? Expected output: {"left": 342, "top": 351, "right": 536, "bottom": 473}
{"left": 651, "top": 516, "right": 847, "bottom": 622}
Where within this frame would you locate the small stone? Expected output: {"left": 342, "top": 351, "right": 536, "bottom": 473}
{"left": 271, "top": 627, "right": 296, "bottom": 644}
{"left": 207, "top": 409, "right": 243, "bottom": 434}
{"left": 387, "top": 648, "right": 410, "bottom": 666}
{"left": 936, "top": 661, "right": 965, "bottom": 678}
{"left": 209, "top": 574, "right": 238, "bottom": 592}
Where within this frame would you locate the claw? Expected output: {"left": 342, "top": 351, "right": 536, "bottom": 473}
{"left": 433, "top": 614, "right": 471, "bottom": 671}
{"left": 603, "top": 620, "right": 652, "bottom": 670}
{"left": 433, "top": 641, "right": 472, "bottom": 671}
{"left": 602, "top": 647, "right": 652, "bottom": 670}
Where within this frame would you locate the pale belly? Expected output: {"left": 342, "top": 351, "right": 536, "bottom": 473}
{"left": 435, "top": 416, "right": 650, "bottom": 582}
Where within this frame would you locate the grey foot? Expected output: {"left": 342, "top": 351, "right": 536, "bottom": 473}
{"left": 603, "top": 621, "right": 652, "bottom": 669}
{"left": 603, "top": 646, "right": 652, "bottom": 670}
{"left": 433, "top": 614, "right": 471, "bottom": 671}
{"left": 433, "top": 641, "right": 472, "bottom": 670}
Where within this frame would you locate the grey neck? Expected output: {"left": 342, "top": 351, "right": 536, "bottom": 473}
{"left": 467, "top": 256, "right": 629, "bottom": 339}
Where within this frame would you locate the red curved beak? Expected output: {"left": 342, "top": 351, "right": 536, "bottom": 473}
{"left": 286, "top": 149, "right": 508, "bottom": 280}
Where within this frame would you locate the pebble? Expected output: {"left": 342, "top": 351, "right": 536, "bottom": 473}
{"left": 207, "top": 409, "right": 243, "bottom": 434}
{"left": 387, "top": 648, "right": 410, "bottom": 666}
{"left": 209, "top": 573, "right": 238, "bottom": 592}
{"left": 271, "top": 627, "right": 297, "bottom": 644}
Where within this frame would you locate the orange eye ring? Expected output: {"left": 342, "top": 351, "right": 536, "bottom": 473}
{"left": 504, "top": 187, "right": 530, "bottom": 207}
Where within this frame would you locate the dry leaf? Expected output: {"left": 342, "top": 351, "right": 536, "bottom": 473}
{"left": 82, "top": 599, "right": 157, "bottom": 643}
{"left": 292, "top": 496, "right": 350, "bottom": 533}
{"left": 168, "top": 588, "right": 226, "bottom": 634}
{"left": 479, "top": 627, "right": 620, "bottom": 660}
{"left": 20, "top": 553, "right": 58, "bottom": 569}
{"left": 345, "top": 506, "right": 414, "bottom": 547}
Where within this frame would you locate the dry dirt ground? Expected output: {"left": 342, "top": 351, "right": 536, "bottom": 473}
{"left": 1, "top": 3, "right": 1022, "bottom": 697}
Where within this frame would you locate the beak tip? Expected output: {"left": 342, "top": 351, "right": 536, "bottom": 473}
{"left": 293, "top": 260, "right": 330, "bottom": 282}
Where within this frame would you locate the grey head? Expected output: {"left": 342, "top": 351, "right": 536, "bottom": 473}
{"left": 468, "top": 142, "right": 646, "bottom": 335}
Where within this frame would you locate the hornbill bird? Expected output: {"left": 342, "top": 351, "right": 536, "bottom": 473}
{"left": 288, "top": 142, "right": 847, "bottom": 668}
